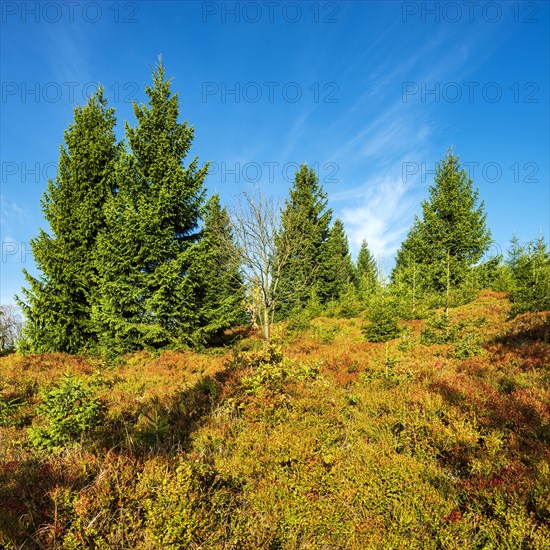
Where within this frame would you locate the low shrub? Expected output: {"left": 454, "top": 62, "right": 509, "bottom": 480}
{"left": 239, "top": 343, "right": 319, "bottom": 394}
{"left": 28, "top": 373, "right": 104, "bottom": 449}
{"left": 362, "top": 297, "right": 402, "bottom": 343}
{"left": 311, "top": 321, "right": 341, "bottom": 344}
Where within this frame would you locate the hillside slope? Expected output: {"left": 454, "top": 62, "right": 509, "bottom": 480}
{"left": 1, "top": 291, "right": 549, "bottom": 548}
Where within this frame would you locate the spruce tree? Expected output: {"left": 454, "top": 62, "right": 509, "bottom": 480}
{"left": 356, "top": 240, "right": 379, "bottom": 298}
{"left": 362, "top": 294, "right": 402, "bottom": 342}
{"left": 318, "top": 219, "right": 355, "bottom": 303}
{"left": 393, "top": 218, "right": 424, "bottom": 283}
{"left": 94, "top": 61, "right": 208, "bottom": 353}
{"left": 391, "top": 219, "right": 428, "bottom": 316}
{"left": 17, "top": 89, "right": 119, "bottom": 353}
{"left": 188, "top": 194, "right": 246, "bottom": 344}
{"left": 276, "top": 164, "right": 332, "bottom": 318}
{"left": 509, "top": 234, "right": 550, "bottom": 316}
{"left": 391, "top": 148, "right": 491, "bottom": 314}
{"left": 507, "top": 232, "right": 523, "bottom": 273}
{"left": 470, "top": 254, "right": 508, "bottom": 292}
{"left": 419, "top": 148, "right": 491, "bottom": 293}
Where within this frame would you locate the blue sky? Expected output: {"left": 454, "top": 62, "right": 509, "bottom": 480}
{"left": 1, "top": 0, "right": 549, "bottom": 303}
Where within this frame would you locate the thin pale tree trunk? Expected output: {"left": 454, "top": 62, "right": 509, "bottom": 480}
{"left": 263, "top": 307, "right": 270, "bottom": 341}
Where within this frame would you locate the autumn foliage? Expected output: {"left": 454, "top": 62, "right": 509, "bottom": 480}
{"left": 1, "top": 292, "right": 549, "bottom": 548}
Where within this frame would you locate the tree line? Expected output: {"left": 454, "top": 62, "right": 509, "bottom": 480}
{"left": 16, "top": 61, "right": 550, "bottom": 353}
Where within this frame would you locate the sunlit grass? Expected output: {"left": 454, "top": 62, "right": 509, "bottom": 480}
{"left": 0, "top": 291, "right": 549, "bottom": 548}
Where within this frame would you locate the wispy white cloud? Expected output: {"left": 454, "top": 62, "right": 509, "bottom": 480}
{"left": 43, "top": 25, "right": 93, "bottom": 84}
{"left": 280, "top": 109, "right": 312, "bottom": 159}
{"left": 0, "top": 196, "right": 29, "bottom": 233}
{"left": 327, "top": 98, "right": 434, "bottom": 262}
{"left": 336, "top": 167, "right": 419, "bottom": 258}
{"left": 326, "top": 23, "right": 505, "bottom": 263}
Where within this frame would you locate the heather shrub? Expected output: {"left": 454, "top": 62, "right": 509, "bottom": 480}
{"left": 239, "top": 343, "right": 319, "bottom": 394}
{"left": 143, "top": 459, "right": 241, "bottom": 548}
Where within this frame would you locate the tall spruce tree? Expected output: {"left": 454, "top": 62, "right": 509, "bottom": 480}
{"left": 318, "top": 219, "right": 355, "bottom": 303}
{"left": 276, "top": 164, "right": 332, "bottom": 318}
{"left": 392, "top": 148, "right": 491, "bottom": 313}
{"left": 188, "top": 194, "right": 246, "bottom": 344}
{"left": 419, "top": 149, "right": 491, "bottom": 292}
{"left": 94, "top": 61, "right": 208, "bottom": 353}
{"left": 18, "top": 89, "right": 119, "bottom": 353}
{"left": 355, "top": 240, "right": 379, "bottom": 297}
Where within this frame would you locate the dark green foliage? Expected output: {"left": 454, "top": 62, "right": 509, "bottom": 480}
{"left": 94, "top": 61, "right": 208, "bottom": 353}
{"left": 420, "top": 312, "right": 484, "bottom": 359}
{"left": 420, "top": 313, "right": 462, "bottom": 345}
{"left": 393, "top": 219, "right": 423, "bottom": 284}
{"left": 507, "top": 233, "right": 523, "bottom": 272}
{"left": 189, "top": 195, "right": 246, "bottom": 344}
{"left": 285, "top": 289, "right": 322, "bottom": 332}
{"left": 311, "top": 321, "right": 341, "bottom": 344}
{"left": 449, "top": 334, "right": 483, "bottom": 359}
{"left": 489, "top": 264, "right": 515, "bottom": 292}
{"left": 17, "top": 64, "right": 546, "bottom": 367}
{"left": 362, "top": 295, "right": 402, "bottom": 343}
{"left": 391, "top": 220, "right": 430, "bottom": 318}
{"left": 418, "top": 149, "right": 491, "bottom": 290}
{"left": 17, "top": 89, "right": 119, "bottom": 353}
{"left": 355, "top": 240, "right": 379, "bottom": 298}
{"left": 392, "top": 148, "right": 491, "bottom": 311}
{"left": 508, "top": 234, "right": 550, "bottom": 317}
{"left": 0, "top": 394, "right": 20, "bottom": 427}
{"left": 332, "top": 281, "right": 363, "bottom": 318}
{"left": 28, "top": 374, "right": 103, "bottom": 449}
{"left": 468, "top": 234, "right": 515, "bottom": 294}
{"left": 470, "top": 255, "right": 513, "bottom": 293}
{"left": 420, "top": 314, "right": 485, "bottom": 352}
{"left": 276, "top": 164, "right": 332, "bottom": 318}
{"left": 318, "top": 219, "right": 356, "bottom": 303}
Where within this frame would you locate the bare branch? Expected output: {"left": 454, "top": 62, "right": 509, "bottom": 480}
{"left": 0, "top": 305, "right": 23, "bottom": 352}
{"left": 226, "top": 187, "right": 305, "bottom": 341}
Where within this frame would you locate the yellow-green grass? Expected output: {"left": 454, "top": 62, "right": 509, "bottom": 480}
{"left": 0, "top": 291, "right": 548, "bottom": 548}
